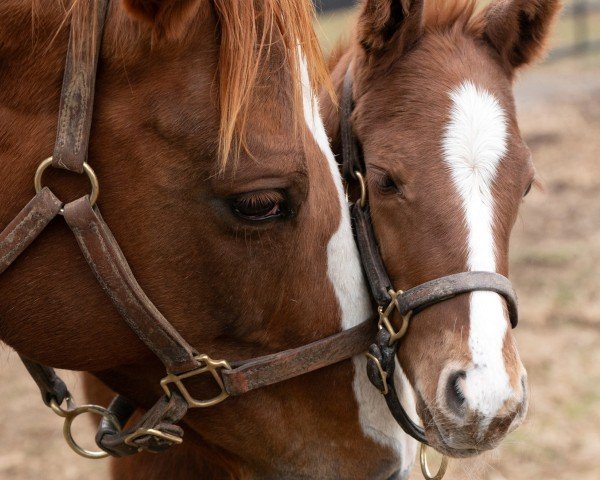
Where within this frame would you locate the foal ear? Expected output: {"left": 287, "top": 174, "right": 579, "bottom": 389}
{"left": 122, "top": 0, "right": 201, "bottom": 41}
{"left": 357, "top": 0, "right": 424, "bottom": 56}
{"left": 483, "top": 0, "right": 562, "bottom": 70}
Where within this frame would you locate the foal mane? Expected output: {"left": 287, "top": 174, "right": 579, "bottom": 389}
{"left": 49, "top": 0, "right": 332, "bottom": 169}
{"left": 328, "top": 0, "right": 486, "bottom": 67}
{"left": 422, "top": 0, "right": 485, "bottom": 35}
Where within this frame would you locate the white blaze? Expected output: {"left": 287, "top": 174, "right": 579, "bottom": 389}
{"left": 298, "top": 51, "right": 417, "bottom": 473}
{"left": 442, "top": 81, "right": 512, "bottom": 419}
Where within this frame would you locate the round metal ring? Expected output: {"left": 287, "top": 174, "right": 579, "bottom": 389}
{"left": 420, "top": 444, "right": 449, "bottom": 480}
{"left": 354, "top": 170, "right": 367, "bottom": 209}
{"left": 62, "top": 404, "right": 121, "bottom": 459}
{"left": 34, "top": 157, "right": 100, "bottom": 207}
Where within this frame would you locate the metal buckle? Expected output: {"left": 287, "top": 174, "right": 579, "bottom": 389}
{"left": 124, "top": 428, "right": 183, "bottom": 452}
{"left": 364, "top": 352, "right": 389, "bottom": 395}
{"left": 49, "top": 396, "right": 120, "bottom": 459}
{"left": 160, "top": 354, "right": 232, "bottom": 408}
{"left": 378, "top": 289, "right": 412, "bottom": 346}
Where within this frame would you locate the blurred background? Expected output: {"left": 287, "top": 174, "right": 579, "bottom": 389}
{"left": 1, "top": 1, "right": 598, "bottom": 478}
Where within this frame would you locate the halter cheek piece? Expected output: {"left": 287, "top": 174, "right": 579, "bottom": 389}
{"left": 339, "top": 65, "right": 518, "bottom": 477}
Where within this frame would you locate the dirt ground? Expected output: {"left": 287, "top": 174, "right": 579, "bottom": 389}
{"left": 1, "top": 42, "right": 599, "bottom": 480}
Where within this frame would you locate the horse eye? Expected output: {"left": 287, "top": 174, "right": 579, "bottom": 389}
{"left": 524, "top": 181, "right": 533, "bottom": 197}
{"left": 377, "top": 174, "right": 404, "bottom": 198}
{"left": 231, "top": 190, "right": 290, "bottom": 222}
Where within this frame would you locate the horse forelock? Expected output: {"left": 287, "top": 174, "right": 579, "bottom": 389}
{"left": 39, "top": 0, "right": 333, "bottom": 172}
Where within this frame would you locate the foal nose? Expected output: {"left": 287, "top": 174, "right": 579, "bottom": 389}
{"left": 442, "top": 368, "right": 527, "bottom": 420}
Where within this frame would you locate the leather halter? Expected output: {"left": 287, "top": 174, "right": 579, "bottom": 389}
{"left": 338, "top": 65, "right": 519, "bottom": 446}
{"left": 0, "top": 2, "right": 377, "bottom": 458}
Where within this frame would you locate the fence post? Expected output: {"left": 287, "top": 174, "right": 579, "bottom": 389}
{"left": 573, "top": 0, "right": 590, "bottom": 53}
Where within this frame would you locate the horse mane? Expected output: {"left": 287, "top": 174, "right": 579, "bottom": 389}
{"left": 213, "top": 0, "right": 331, "bottom": 169}
{"left": 51, "top": 0, "right": 332, "bottom": 170}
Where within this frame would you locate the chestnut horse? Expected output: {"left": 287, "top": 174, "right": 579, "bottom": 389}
{"left": 1, "top": 1, "right": 420, "bottom": 479}
{"left": 322, "top": 0, "right": 560, "bottom": 460}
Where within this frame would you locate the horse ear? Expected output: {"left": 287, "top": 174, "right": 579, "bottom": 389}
{"left": 122, "top": 0, "right": 201, "bottom": 41}
{"left": 483, "top": 0, "right": 562, "bottom": 70}
{"left": 357, "top": 0, "right": 424, "bottom": 55}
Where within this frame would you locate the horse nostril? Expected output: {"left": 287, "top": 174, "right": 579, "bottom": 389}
{"left": 445, "top": 370, "right": 467, "bottom": 415}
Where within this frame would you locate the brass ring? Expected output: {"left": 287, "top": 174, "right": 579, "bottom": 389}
{"left": 62, "top": 404, "right": 121, "bottom": 459}
{"left": 354, "top": 171, "right": 367, "bottom": 209}
{"left": 420, "top": 444, "right": 449, "bottom": 480}
{"left": 49, "top": 396, "right": 76, "bottom": 418}
{"left": 34, "top": 157, "right": 100, "bottom": 208}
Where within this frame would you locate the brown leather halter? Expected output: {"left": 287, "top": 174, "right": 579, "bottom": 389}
{"left": 338, "top": 65, "right": 519, "bottom": 447}
{"left": 0, "top": 2, "right": 377, "bottom": 458}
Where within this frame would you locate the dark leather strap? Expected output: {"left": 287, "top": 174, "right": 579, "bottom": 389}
{"left": 96, "top": 393, "right": 188, "bottom": 456}
{"left": 223, "top": 319, "right": 376, "bottom": 396}
{"left": 340, "top": 65, "right": 363, "bottom": 182}
{"left": 399, "top": 271, "right": 519, "bottom": 328}
{"left": 52, "top": 0, "right": 109, "bottom": 173}
{"left": 0, "top": 188, "right": 62, "bottom": 274}
{"left": 350, "top": 203, "right": 394, "bottom": 307}
{"left": 366, "top": 329, "right": 428, "bottom": 445}
{"left": 20, "top": 356, "right": 70, "bottom": 407}
{"left": 350, "top": 205, "right": 518, "bottom": 328}
{"left": 63, "top": 197, "right": 200, "bottom": 375}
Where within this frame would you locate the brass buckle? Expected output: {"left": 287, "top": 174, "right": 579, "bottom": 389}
{"left": 160, "top": 354, "right": 232, "bottom": 408}
{"left": 364, "top": 353, "right": 389, "bottom": 395}
{"left": 124, "top": 428, "right": 183, "bottom": 452}
{"left": 378, "top": 289, "right": 412, "bottom": 346}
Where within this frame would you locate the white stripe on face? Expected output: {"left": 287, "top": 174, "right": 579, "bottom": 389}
{"left": 442, "top": 81, "right": 512, "bottom": 419}
{"left": 298, "top": 52, "right": 417, "bottom": 470}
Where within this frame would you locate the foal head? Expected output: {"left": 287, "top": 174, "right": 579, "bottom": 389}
{"left": 324, "top": 0, "right": 560, "bottom": 456}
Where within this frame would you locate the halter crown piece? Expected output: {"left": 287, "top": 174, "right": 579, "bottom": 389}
{"left": 338, "top": 64, "right": 519, "bottom": 480}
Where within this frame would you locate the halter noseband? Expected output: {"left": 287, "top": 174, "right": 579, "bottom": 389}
{"left": 339, "top": 65, "right": 519, "bottom": 449}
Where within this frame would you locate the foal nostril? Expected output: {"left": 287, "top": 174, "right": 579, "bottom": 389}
{"left": 445, "top": 370, "right": 467, "bottom": 415}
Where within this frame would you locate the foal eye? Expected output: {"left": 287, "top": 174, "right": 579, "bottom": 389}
{"left": 377, "top": 174, "right": 404, "bottom": 198}
{"left": 231, "top": 190, "right": 290, "bottom": 222}
{"left": 524, "top": 181, "right": 534, "bottom": 197}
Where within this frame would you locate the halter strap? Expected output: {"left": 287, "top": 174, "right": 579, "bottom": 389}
{"left": 52, "top": 0, "right": 109, "bottom": 173}
{"left": 340, "top": 64, "right": 363, "bottom": 183}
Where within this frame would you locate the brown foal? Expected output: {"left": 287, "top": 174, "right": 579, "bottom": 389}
{"left": 322, "top": 0, "right": 560, "bottom": 459}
